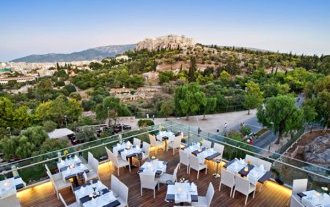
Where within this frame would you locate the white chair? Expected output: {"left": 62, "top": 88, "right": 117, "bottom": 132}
{"left": 213, "top": 143, "right": 224, "bottom": 160}
{"left": 292, "top": 179, "right": 308, "bottom": 194}
{"left": 168, "top": 135, "right": 182, "bottom": 155}
{"left": 86, "top": 152, "right": 99, "bottom": 181}
{"left": 111, "top": 174, "right": 121, "bottom": 197}
{"left": 233, "top": 175, "right": 256, "bottom": 206}
{"left": 189, "top": 154, "right": 207, "bottom": 179}
{"left": 202, "top": 140, "right": 212, "bottom": 149}
{"left": 142, "top": 142, "right": 151, "bottom": 159}
{"left": 258, "top": 159, "right": 272, "bottom": 171}
{"left": 159, "top": 163, "right": 179, "bottom": 184}
{"left": 179, "top": 150, "right": 190, "bottom": 173}
{"left": 149, "top": 134, "right": 165, "bottom": 153}
{"left": 111, "top": 175, "right": 129, "bottom": 207}
{"left": 245, "top": 154, "right": 259, "bottom": 166}
{"left": 290, "top": 195, "right": 304, "bottom": 207}
{"left": 59, "top": 193, "right": 79, "bottom": 207}
{"left": 45, "top": 164, "right": 71, "bottom": 199}
{"left": 192, "top": 182, "right": 215, "bottom": 207}
{"left": 133, "top": 137, "right": 141, "bottom": 147}
{"left": 1, "top": 195, "right": 21, "bottom": 207}
{"left": 290, "top": 178, "right": 308, "bottom": 207}
{"left": 106, "top": 147, "right": 131, "bottom": 176}
{"left": 139, "top": 171, "right": 159, "bottom": 199}
{"left": 219, "top": 168, "right": 235, "bottom": 197}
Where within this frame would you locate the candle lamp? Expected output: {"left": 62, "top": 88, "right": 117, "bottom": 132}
{"left": 244, "top": 167, "right": 249, "bottom": 172}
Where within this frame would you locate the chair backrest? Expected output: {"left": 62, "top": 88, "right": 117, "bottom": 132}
{"left": 139, "top": 172, "right": 156, "bottom": 189}
{"left": 213, "top": 143, "right": 224, "bottom": 157}
{"left": 258, "top": 159, "right": 272, "bottom": 171}
{"left": 111, "top": 174, "right": 121, "bottom": 196}
{"left": 142, "top": 142, "right": 150, "bottom": 156}
{"left": 106, "top": 147, "right": 119, "bottom": 166}
{"left": 220, "top": 168, "right": 235, "bottom": 187}
{"left": 59, "top": 193, "right": 68, "bottom": 207}
{"left": 292, "top": 179, "right": 308, "bottom": 194}
{"left": 245, "top": 154, "right": 259, "bottom": 166}
{"left": 202, "top": 140, "right": 212, "bottom": 149}
{"left": 133, "top": 138, "right": 141, "bottom": 147}
{"left": 88, "top": 152, "right": 94, "bottom": 165}
{"left": 179, "top": 150, "right": 189, "bottom": 166}
{"left": 149, "top": 134, "right": 157, "bottom": 146}
{"left": 205, "top": 182, "right": 215, "bottom": 206}
{"left": 173, "top": 136, "right": 182, "bottom": 147}
{"left": 234, "top": 175, "right": 250, "bottom": 195}
{"left": 118, "top": 178, "right": 129, "bottom": 204}
{"left": 111, "top": 174, "right": 128, "bottom": 204}
{"left": 91, "top": 157, "right": 99, "bottom": 173}
{"left": 189, "top": 154, "right": 199, "bottom": 170}
{"left": 172, "top": 163, "right": 180, "bottom": 181}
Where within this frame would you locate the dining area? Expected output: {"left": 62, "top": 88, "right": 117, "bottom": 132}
{"left": 11, "top": 128, "right": 297, "bottom": 207}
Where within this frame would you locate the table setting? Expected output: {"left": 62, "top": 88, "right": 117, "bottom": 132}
{"left": 166, "top": 181, "right": 198, "bottom": 203}
{"left": 138, "top": 159, "right": 167, "bottom": 177}
{"left": 74, "top": 179, "right": 120, "bottom": 207}
{"left": 298, "top": 190, "right": 330, "bottom": 207}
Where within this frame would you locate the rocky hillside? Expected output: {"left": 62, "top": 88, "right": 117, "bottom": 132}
{"left": 12, "top": 44, "right": 136, "bottom": 63}
{"left": 136, "top": 34, "right": 195, "bottom": 51}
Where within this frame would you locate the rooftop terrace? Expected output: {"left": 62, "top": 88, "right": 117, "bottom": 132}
{"left": 0, "top": 121, "right": 329, "bottom": 207}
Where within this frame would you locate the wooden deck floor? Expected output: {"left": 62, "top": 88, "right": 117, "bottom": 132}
{"left": 17, "top": 150, "right": 291, "bottom": 207}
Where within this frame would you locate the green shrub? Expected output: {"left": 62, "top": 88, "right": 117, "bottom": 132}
{"left": 138, "top": 119, "right": 155, "bottom": 128}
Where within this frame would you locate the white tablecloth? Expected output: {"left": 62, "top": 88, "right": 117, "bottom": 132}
{"left": 157, "top": 131, "right": 175, "bottom": 142}
{"left": 141, "top": 159, "right": 167, "bottom": 173}
{"left": 247, "top": 165, "right": 266, "bottom": 185}
{"left": 0, "top": 178, "right": 16, "bottom": 199}
{"left": 82, "top": 191, "right": 117, "bottom": 207}
{"left": 184, "top": 143, "right": 202, "bottom": 153}
{"left": 57, "top": 155, "right": 82, "bottom": 170}
{"left": 119, "top": 147, "right": 143, "bottom": 161}
{"left": 227, "top": 158, "right": 247, "bottom": 174}
{"left": 301, "top": 190, "right": 330, "bottom": 207}
{"left": 196, "top": 148, "right": 217, "bottom": 163}
{"left": 74, "top": 180, "right": 108, "bottom": 202}
{"left": 61, "top": 163, "right": 89, "bottom": 180}
{"left": 167, "top": 182, "right": 198, "bottom": 203}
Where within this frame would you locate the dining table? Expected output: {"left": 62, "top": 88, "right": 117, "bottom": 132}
{"left": 138, "top": 159, "right": 167, "bottom": 177}
{"left": 166, "top": 182, "right": 198, "bottom": 204}
{"left": 297, "top": 190, "right": 330, "bottom": 207}
{"left": 73, "top": 179, "right": 121, "bottom": 207}
{"left": 57, "top": 155, "right": 89, "bottom": 186}
{"left": 224, "top": 158, "right": 272, "bottom": 184}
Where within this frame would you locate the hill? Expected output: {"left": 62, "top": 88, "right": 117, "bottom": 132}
{"left": 11, "top": 44, "right": 136, "bottom": 63}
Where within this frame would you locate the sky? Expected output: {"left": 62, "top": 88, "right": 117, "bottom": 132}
{"left": 0, "top": 0, "right": 330, "bottom": 61}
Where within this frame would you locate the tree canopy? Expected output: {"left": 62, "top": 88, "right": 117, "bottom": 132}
{"left": 257, "top": 95, "right": 303, "bottom": 144}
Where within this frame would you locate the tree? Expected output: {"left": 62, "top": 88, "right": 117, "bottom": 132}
{"left": 302, "top": 101, "right": 317, "bottom": 132}
{"left": 219, "top": 70, "right": 231, "bottom": 83}
{"left": 314, "top": 90, "right": 330, "bottom": 127}
{"left": 243, "top": 81, "right": 264, "bottom": 114}
{"left": 21, "top": 126, "right": 48, "bottom": 148}
{"left": 202, "top": 97, "right": 217, "bottom": 120}
{"left": 160, "top": 100, "right": 175, "bottom": 120}
{"left": 42, "top": 120, "right": 58, "bottom": 132}
{"left": 95, "top": 96, "right": 131, "bottom": 124}
{"left": 0, "top": 136, "right": 18, "bottom": 160}
{"left": 39, "top": 139, "right": 69, "bottom": 154}
{"left": 257, "top": 95, "right": 303, "bottom": 144}
{"left": 35, "top": 95, "right": 82, "bottom": 127}
{"left": 15, "top": 135, "right": 36, "bottom": 159}
{"left": 188, "top": 57, "right": 197, "bottom": 82}
{"left": 174, "top": 83, "right": 207, "bottom": 119}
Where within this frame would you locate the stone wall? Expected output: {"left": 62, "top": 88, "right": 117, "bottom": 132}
{"left": 136, "top": 35, "right": 195, "bottom": 51}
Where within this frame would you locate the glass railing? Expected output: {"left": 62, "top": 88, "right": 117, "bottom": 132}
{"left": 0, "top": 120, "right": 329, "bottom": 192}
{"left": 167, "top": 120, "right": 330, "bottom": 191}
{"left": 0, "top": 122, "right": 175, "bottom": 185}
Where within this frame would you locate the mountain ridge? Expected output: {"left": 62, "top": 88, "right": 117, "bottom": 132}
{"left": 11, "top": 44, "right": 136, "bottom": 63}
